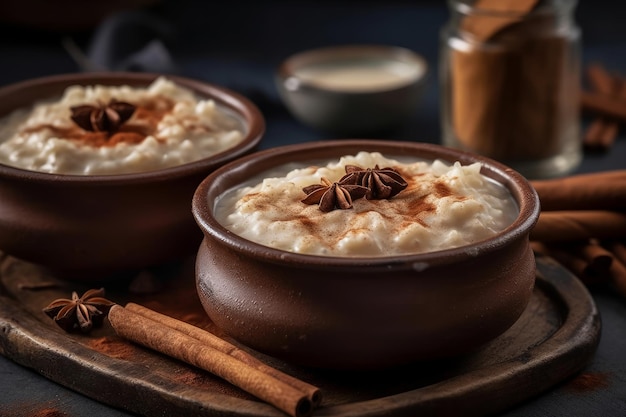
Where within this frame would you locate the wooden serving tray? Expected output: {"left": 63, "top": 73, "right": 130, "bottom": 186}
{"left": 0, "top": 253, "right": 600, "bottom": 417}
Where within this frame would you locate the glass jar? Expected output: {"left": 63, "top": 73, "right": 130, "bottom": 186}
{"left": 440, "top": 0, "right": 581, "bottom": 179}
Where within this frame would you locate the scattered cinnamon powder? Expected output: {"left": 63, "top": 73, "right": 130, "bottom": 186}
{"left": 87, "top": 336, "right": 140, "bottom": 360}
{"left": 433, "top": 180, "right": 453, "bottom": 198}
{"left": 21, "top": 122, "right": 153, "bottom": 147}
{"left": 1, "top": 403, "right": 68, "bottom": 417}
{"left": 566, "top": 372, "right": 610, "bottom": 393}
{"left": 396, "top": 179, "right": 465, "bottom": 228}
{"left": 173, "top": 369, "right": 215, "bottom": 388}
{"left": 403, "top": 195, "right": 435, "bottom": 228}
{"left": 30, "top": 408, "right": 68, "bottom": 417}
{"left": 19, "top": 95, "right": 176, "bottom": 148}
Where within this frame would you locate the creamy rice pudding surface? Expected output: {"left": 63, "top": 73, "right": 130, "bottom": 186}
{"left": 0, "top": 77, "right": 244, "bottom": 175}
{"left": 217, "top": 152, "right": 519, "bottom": 257}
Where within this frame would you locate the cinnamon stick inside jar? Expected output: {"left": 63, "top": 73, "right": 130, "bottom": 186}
{"left": 441, "top": 0, "right": 582, "bottom": 178}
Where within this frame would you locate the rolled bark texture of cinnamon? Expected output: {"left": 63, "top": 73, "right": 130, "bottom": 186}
{"left": 602, "top": 241, "right": 626, "bottom": 298}
{"left": 108, "top": 304, "right": 318, "bottom": 417}
{"left": 531, "top": 210, "right": 626, "bottom": 243}
{"left": 532, "top": 240, "right": 615, "bottom": 286}
{"left": 530, "top": 169, "right": 626, "bottom": 299}
{"left": 124, "top": 302, "right": 321, "bottom": 407}
{"left": 581, "top": 90, "right": 626, "bottom": 123}
{"left": 530, "top": 170, "right": 626, "bottom": 211}
{"left": 530, "top": 170, "right": 626, "bottom": 244}
{"left": 533, "top": 239, "right": 626, "bottom": 299}
{"left": 581, "top": 64, "right": 623, "bottom": 151}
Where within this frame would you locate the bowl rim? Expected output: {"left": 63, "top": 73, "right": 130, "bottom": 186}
{"left": 193, "top": 139, "right": 540, "bottom": 270}
{"left": 276, "top": 44, "right": 429, "bottom": 95}
{"left": 0, "top": 71, "right": 265, "bottom": 184}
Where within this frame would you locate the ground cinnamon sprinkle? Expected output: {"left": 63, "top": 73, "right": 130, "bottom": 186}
{"left": 566, "top": 372, "right": 610, "bottom": 393}
{"left": 433, "top": 180, "right": 453, "bottom": 198}
{"left": 106, "top": 131, "right": 147, "bottom": 146}
{"left": 87, "top": 336, "right": 140, "bottom": 360}
{"left": 398, "top": 179, "right": 464, "bottom": 227}
{"left": 19, "top": 95, "right": 175, "bottom": 148}
{"left": 404, "top": 196, "right": 435, "bottom": 228}
{"left": 66, "top": 129, "right": 149, "bottom": 147}
{"left": 30, "top": 408, "right": 67, "bottom": 417}
{"left": 1, "top": 404, "right": 68, "bottom": 417}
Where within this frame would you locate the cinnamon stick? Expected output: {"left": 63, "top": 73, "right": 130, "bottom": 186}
{"left": 125, "top": 302, "right": 321, "bottom": 406}
{"left": 531, "top": 241, "right": 613, "bottom": 286}
{"left": 580, "top": 90, "right": 626, "bottom": 122}
{"left": 582, "top": 64, "right": 622, "bottom": 151}
{"left": 576, "top": 241, "right": 615, "bottom": 275}
{"left": 542, "top": 246, "right": 595, "bottom": 283}
{"left": 608, "top": 254, "right": 626, "bottom": 299}
{"left": 530, "top": 170, "right": 626, "bottom": 211}
{"left": 587, "top": 63, "right": 615, "bottom": 94}
{"left": 530, "top": 210, "right": 626, "bottom": 242}
{"left": 583, "top": 119, "right": 619, "bottom": 151}
{"left": 108, "top": 305, "right": 314, "bottom": 417}
{"left": 604, "top": 240, "right": 626, "bottom": 265}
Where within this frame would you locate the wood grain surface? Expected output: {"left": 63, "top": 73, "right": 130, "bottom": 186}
{"left": 0, "top": 253, "right": 601, "bottom": 417}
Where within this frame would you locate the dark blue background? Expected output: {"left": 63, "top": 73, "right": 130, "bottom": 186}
{"left": 0, "top": 1, "right": 625, "bottom": 416}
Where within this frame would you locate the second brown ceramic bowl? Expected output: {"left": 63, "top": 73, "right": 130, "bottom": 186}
{"left": 276, "top": 45, "right": 428, "bottom": 136}
{"left": 0, "top": 72, "right": 264, "bottom": 278}
{"left": 192, "top": 140, "right": 540, "bottom": 369}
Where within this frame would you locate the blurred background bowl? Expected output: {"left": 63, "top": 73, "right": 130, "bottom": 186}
{"left": 192, "top": 139, "right": 539, "bottom": 369}
{"left": 275, "top": 45, "right": 428, "bottom": 136}
{"left": 0, "top": 72, "right": 264, "bottom": 279}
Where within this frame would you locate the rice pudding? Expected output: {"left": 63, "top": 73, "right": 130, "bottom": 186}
{"left": 216, "top": 151, "right": 518, "bottom": 256}
{"left": 0, "top": 77, "right": 244, "bottom": 175}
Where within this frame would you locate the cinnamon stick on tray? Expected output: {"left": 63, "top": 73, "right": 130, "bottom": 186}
{"left": 580, "top": 90, "right": 626, "bottom": 122}
{"left": 530, "top": 210, "right": 626, "bottom": 243}
{"left": 604, "top": 240, "right": 626, "bottom": 266}
{"left": 124, "top": 302, "right": 321, "bottom": 406}
{"left": 582, "top": 64, "right": 622, "bottom": 150}
{"left": 603, "top": 241, "right": 626, "bottom": 298}
{"left": 530, "top": 170, "right": 626, "bottom": 211}
{"left": 608, "top": 257, "right": 626, "bottom": 299}
{"left": 108, "top": 305, "right": 317, "bottom": 417}
{"left": 534, "top": 241, "right": 614, "bottom": 286}
{"left": 576, "top": 241, "right": 615, "bottom": 275}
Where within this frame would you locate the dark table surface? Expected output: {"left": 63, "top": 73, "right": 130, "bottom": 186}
{"left": 1, "top": 1, "right": 625, "bottom": 416}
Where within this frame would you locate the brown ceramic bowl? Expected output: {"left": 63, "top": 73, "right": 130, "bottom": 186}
{"left": 0, "top": 72, "right": 264, "bottom": 278}
{"left": 192, "top": 140, "right": 539, "bottom": 369}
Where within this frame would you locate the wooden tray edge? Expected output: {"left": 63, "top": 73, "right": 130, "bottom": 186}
{"left": 0, "top": 256, "right": 601, "bottom": 417}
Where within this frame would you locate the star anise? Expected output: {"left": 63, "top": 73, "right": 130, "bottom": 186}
{"left": 341, "top": 165, "right": 408, "bottom": 200}
{"left": 43, "top": 288, "right": 115, "bottom": 333}
{"left": 302, "top": 177, "right": 369, "bottom": 212}
{"left": 70, "top": 99, "right": 136, "bottom": 133}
